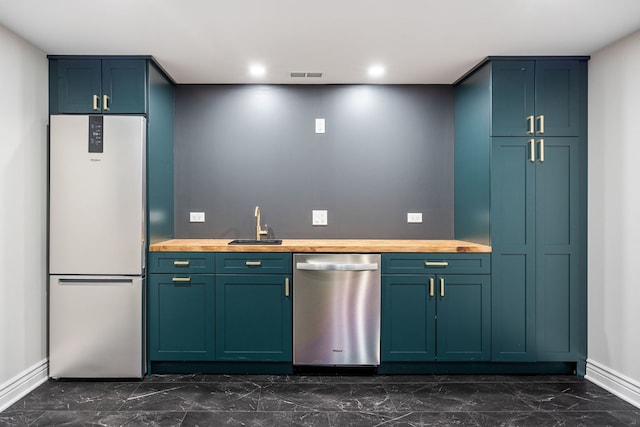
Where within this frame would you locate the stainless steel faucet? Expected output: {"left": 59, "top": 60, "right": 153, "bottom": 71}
{"left": 254, "top": 206, "right": 268, "bottom": 240}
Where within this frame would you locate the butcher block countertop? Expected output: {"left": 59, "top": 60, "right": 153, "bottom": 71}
{"left": 149, "top": 239, "right": 491, "bottom": 253}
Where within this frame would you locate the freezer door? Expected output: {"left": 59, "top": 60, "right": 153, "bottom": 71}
{"left": 49, "top": 275, "right": 144, "bottom": 378}
{"left": 49, "top": 115, "right": 146, "bottom": 275}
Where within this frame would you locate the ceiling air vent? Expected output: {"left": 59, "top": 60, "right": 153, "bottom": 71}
{"left": 290, "top": 72, "right": 324, "bottom": 78}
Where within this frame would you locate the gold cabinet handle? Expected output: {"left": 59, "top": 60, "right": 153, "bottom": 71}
{"left": 245, "top": 261, "right": 262, "bottom": 266}
{"left": 92, "top": 95, "right": 100, "bottom": 111}
{"left": 285, "top": 277, "right": 290, "bottom": 297}
{"left": 103, "top": 95, "right": 110, "bottom": 111}
{"left": 538, "top": 139, "right": 545, "bottom": 163}
{"left": 173, "top": 260, "right": 190, "bottom": 266}
{"left": 527, "top": 115, "right": 535, "bottom": 134}
{"left": 537, "top": 115, "right": 545, "bottom": 134}
{"left": 172, "top": 277, "right": 191, "bottom": 283}
{"left": 429, "top": 277, "right": 434, "bottom": 297}
{"left": 529, "top": 139, "right": 535, "bottom": 163}
{"left": 440, "top": 278, "right": 445, "bottom": 297}
{"left": 424, "top": 261, "right": 448, "bottom": 267}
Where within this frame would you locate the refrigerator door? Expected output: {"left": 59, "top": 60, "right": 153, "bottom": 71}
{"left": 49, "top": 115, "right": 146, "bottom": 275}
{"left": 49, "top": 275, "right": 144, "bottom": 378}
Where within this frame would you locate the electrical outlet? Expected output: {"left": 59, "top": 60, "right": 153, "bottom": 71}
{"left": 315, "top": 118, "right": 325, "bottom": 134}
{"left": 407, "top": 212, "right": 423, "bottom": 223}
{"left": 190, "top": 212, "right": 205, "bottom": 222}
{"left": 312, "top": 210, "right": 328, "bottom": 226}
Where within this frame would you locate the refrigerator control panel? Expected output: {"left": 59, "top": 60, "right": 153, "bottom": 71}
{"left": 89, "top": 115, "right": 103, "bottom": 153}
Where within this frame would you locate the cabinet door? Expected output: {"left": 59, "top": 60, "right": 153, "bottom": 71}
{"left": 491, "top": 61, "right": 535, "bottom": 136}
{"left": 215, "top": 275, "right": 292, "bottom": 361}
{"left": 101, "top": 59, "right": 147, "bottom": 114}
{"left": 534, "top": 61, "right": 581, "bottom": 137}
{"left": 535, "top": 137, "right": 582, "bottom": 361}
{"left": 381, "top": 275, "right": 435, "bottom": 361}
{"left": 491, "top": 138, "right": 537, "bottom": 361}
{"left": 436, "top": 275, "right": 490, "bottom": 361}
{"left": 148, "top": 274, "right": 215, "bottom": 360}
{"left": 54, "top": 59, "right": 102, "bottom": 114}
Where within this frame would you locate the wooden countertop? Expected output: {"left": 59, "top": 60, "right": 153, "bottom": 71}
{"left": 149, "top": 239, "right": 491, "bottom": 253}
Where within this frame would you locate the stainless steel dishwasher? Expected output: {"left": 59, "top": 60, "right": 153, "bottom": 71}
{"left": 293, "top": 253, "right": 381, "bottom": 366}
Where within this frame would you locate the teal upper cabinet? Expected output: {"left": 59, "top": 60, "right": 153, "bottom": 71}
{"left": 50, "top": 58, "right": 147, "bottom": 114}
{"left": 491, "top": 60, "right": 581, "bottom": 137}
{"left": 455, "top": 57, "right": 587, "bottom": 372}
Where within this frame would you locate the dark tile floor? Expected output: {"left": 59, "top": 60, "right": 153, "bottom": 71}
{"left": 1, "top": 374, "right": 639, "bottom": 426}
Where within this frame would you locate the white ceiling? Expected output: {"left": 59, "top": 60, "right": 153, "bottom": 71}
{"left": 1, "top": 0, "right": 640, "bottom": 84}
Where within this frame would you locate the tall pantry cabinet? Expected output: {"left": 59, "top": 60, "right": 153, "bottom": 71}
{"left": 454, "top": 57, "right": 588, "bottom": 375}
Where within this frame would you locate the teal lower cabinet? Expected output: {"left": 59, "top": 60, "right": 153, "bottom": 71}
{"left": 215, "top": 274, "right": 292, "bottom": 362}
{"left": 148, "top": 252, "right": 293, "bottom": 374}
{"left": 436, "top": 275, "right": 491, "bottom": 361}
{"left": 382, "top": 273, "right": 490, "bottom": 363}
{"left": 381, "top": 253, "right": 491, "bottom": 368}
{"left": 148, "top": 273, "right": 215, "bottom": 360}
{"left": 382, "top": 275, "right": 436, "bottom": 361}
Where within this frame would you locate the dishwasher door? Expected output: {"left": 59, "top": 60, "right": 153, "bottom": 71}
{"left": 293, "top": 253, "right": 381, "bottom": 366}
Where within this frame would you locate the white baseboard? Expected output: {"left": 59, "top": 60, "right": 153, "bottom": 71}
{"left": 586, "top": 358, "right": 640, "bottom": 409}
{"left": 0, "top": 359, "right": 48, "bottom": 412}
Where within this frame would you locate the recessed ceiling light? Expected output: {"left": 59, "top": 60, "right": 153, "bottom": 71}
{"left": 368, "top": 65, "right": 385, "bottom": 78}
{"left": 249, "top": 64, "right": 266, "bottom": 77}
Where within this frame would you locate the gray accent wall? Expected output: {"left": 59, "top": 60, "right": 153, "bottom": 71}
{"left": 174, "top": 84, "right": 454, "bottom": 239}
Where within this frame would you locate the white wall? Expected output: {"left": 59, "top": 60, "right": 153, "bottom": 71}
{"left": 587, "top": 29, "right": 640, "bottom": 407}
{"left": 0, "top": 24, "right": 49, "bottom": 410}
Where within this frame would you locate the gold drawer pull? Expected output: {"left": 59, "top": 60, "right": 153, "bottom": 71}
{"left": 527, "top": 115, "right": 535, "bottom": 134}
{"left": 440, "top": 278, "right": 445, "bottom": 297}
{"left": 536, "top": 115, "right": 545, "bottom": 134}
{"left": 173, "top": 260, "right": 190, "bottom": 266}
{"left": 172, "top": 277, "right": 191, "bottom": 283}
{"left": 529, "top": 139, "right": 536, "bottom": 162}
{"left": 425, "top": 261, "right": 449, "bottom": 267}
{"left": 285, "top": 277, "right": 290, "bottom": 297}
{"left": 246, "top": 261, "right": 262, "bottom": 266}
{"left": 92, "top": 94, "right": 100, "bottom": 111}
{"left": 429, "top": 277, "right": 434, "bottom": 297}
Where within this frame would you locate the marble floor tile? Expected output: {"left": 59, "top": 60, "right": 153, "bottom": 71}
{"left": 182, "top": 411, "right": 330, "bottom": 427}
{"left": 6, "top": 381, "right": 140, "bottom": 411}
{"left": 328, "top": 411, "right": 479, "bottom": 427}
{"left": 119, "top": 382, "right": 261, "bottom": 412}
{"left": 258, "top": 383, "right": 396, "bottom": 412}
{"left": 384, "top": 382, "right": 533, "bottom": 412}
{"left": 28, "top": 411, "right": 187, "bottom": 427}
{"left": 508, "top": 382, "right": 639, "bottom": 412}
{"left": 0, "top": 410, "right": 45, "bottom": 427}
{"left": 2, "top": 374, "right": 638, "bottom": 427}
{"left": 610, "top": 410, "right": 640, "bottom": 425}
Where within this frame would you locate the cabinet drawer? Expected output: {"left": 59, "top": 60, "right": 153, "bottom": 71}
{"left": 148, "top": 252, "right": 215, "bottom": 274}
{"left": 216, "top": 253, "right": 291, "bottom": 275}
{"left": 382, "top": 253, "right": 490, "bottom": 275}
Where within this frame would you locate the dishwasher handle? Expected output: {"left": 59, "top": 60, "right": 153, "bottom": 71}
{"left": 296, "top": 262, "right": 379, "bottom": 271}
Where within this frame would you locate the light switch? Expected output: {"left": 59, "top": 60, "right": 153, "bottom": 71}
{"left": 190, "top": 212, "right": 205, "bottom": 222}
{"left": 312, "top": 210, "right": 328, "bottom": 226}
{"left": 315, "top": 118, "right": 325, "bottom": 134}
{"left": 407, "top": 212, "right": 422, "bottom": 223}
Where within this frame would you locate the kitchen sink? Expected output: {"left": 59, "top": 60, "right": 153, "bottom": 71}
{"left": 228, "top": 239, "right": 283, "bottom": 245}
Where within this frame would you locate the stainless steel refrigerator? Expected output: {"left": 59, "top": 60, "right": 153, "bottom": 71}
{"left": 48, "top": 115, "right": 146, "bottom": 378}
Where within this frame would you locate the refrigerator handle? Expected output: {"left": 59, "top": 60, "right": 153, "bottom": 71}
{"left": 142, "top": 239, "right": 146, "bottom": 272}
